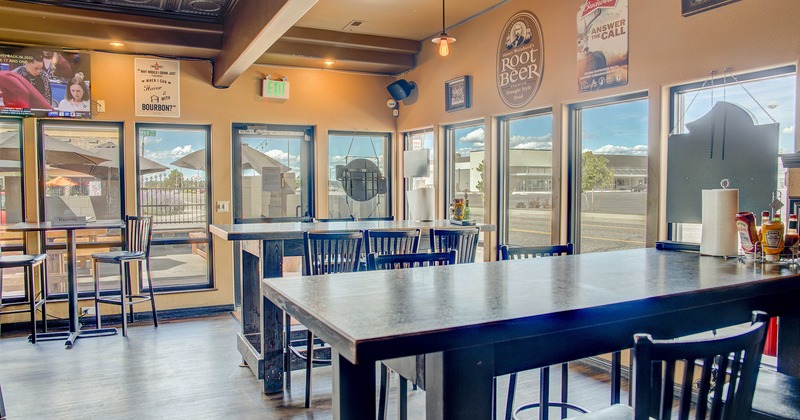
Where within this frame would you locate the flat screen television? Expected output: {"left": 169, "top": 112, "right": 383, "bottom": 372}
{"left": 0, "top": 46, "right": 91, "bottom": 119}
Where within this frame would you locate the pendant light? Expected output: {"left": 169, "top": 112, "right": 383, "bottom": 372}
{"left": 431, "top": 0, "right": 456, "bottom": 57}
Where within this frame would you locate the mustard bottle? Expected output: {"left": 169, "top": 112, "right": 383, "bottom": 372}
{"left": 761, "top": 214, "right": 785, "bottom": 262}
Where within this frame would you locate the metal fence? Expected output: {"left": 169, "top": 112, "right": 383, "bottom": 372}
{"left": 140, "top": 180, "right": 206, "bottom": 225}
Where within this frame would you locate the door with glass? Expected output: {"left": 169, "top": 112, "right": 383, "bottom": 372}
{"left": 137, "top": 124, "right": 211, "bottom": 291}
{"left": 232, "top": 124, "right": 314, "bottom": 222}
{"left": 404, "top": 129, "right": 435, "bottom": 220}
{"left": 569, "top": 94, "right": 649, "bottom": 253}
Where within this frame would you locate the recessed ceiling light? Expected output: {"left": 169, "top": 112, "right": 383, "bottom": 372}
{"left": 108, "top": 41, "right": 125, "bottom": 47}
{"left": 323, "top": 60, "right": 335, "bottom": 66}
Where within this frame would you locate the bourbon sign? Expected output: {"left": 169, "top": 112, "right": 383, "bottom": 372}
{"left": 496, "top": 11, "right": 544, "bottom": 108}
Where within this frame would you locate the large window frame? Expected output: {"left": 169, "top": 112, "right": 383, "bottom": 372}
{"left": 38, "top": 120, "right": 125, "bottom": 299}
{"left": 403, "top": 128, "right": 435, "bottom": 220}
{"left": 445, "top": 120, "right": 485, "bottom": 214}
{"left": 136, "top": 123, "right": 213, "bottom": 292}
{"left": 667, "top": 65, "right": 797, "bottom": 242}
{"left": 568, "top": 92, "right": 649, "bottom": 253}
{"left": 498, "top": 108, "right": 554, "bottom": 247}
{"left": 327, "top": 130, "right": 392, "bottom": 219}
{"left": 0, "top": 117, "right": 28, "bottom": 303}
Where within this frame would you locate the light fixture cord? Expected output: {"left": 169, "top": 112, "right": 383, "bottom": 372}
{"left": 442, "top": 0, "right": 446, "bottom": 32}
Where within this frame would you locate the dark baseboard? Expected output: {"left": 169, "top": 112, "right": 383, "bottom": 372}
{"left": 0, "top": 304, "right": 235, "bottom": 336}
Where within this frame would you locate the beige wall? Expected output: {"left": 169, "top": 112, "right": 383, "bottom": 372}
{"left": 14, "top": 55, "right": 396, "bottom": 318}
{"left": 396, "top": 0, "right": 800, "bottom": 254}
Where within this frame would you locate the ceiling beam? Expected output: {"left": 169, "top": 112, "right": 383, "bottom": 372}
{"left": 213, "top": 0, "right": 318, "bottom": 88}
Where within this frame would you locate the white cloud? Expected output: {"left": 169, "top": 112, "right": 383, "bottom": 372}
{"left": 141, "top": 136, "right": 162, "bottom": 145}
{"left": 783, "top": 125, "right": 795, "bottom": 134}
{"left": 264, "top": 149, "right": 300, "bottom": 164}
{"left": 460, "top": 128, "right": 484, "bottom": 143}
{"left": 510, "top": 134, "right": 551, "bottom": 149}
{"left": 171, "top": 145, "right": 194, "bottom": 157}
{"left": 592, "top": 144, "right": 648, "bottom": 156}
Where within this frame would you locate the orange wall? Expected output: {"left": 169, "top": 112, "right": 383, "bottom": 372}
{"left": 395, "top": 0, "right": 800, "bottom": 248}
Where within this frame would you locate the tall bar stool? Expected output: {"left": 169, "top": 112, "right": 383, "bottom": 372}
{"left": 0, "top": 242, "right": 48, "bottom": 343}
{"left": 91, "top": 215, "right": 157, "bottom": 337}
{"left": 500, "top": 244, "right": 588, "bottom": 420}
{"left": 289, "top": 230, "right": 362, "bottom": 408}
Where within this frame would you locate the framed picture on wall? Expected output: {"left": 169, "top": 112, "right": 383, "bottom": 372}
{"left": 445, "top": 76, "right": 471, "bottom": 112}
{"left": 682, "top": 0, "right": 741, "bottom": 16}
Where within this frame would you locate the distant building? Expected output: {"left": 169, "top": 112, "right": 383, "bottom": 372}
{"left": 458, "top": 150, "right": 647, "bottom": 193}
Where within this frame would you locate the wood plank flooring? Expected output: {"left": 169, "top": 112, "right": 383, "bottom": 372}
{"left": 0, "top": 315, "right": 629, "bottom": 419}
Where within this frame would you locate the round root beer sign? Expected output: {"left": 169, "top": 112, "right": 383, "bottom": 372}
{"left": 496, "top": 11, "right": 544, "bottom": 108}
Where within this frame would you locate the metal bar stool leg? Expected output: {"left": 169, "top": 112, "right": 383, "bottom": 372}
{"left": 561, "top": 363, "right": 569, "bottom": 419}
{"left": 94, "top": 259, "right": 101, "bottom": 329}
{"left": 284, "top": 313, "right": 292, "bottom": 390}
{"left": 305, "top": 330, "right": 313, "bottom": 408}
{"left": 611, "top": 351, "right": 621, "bottom": 404}
{"left": 40, "top": 262, "right": 48, "bottom": 333}
{"left": 378, "top": 364, "right": 389, "bottom": 420}
{"left": 145, "top": 260, "right": 157, "bottom": 327}
{"left": 0, "top": 383, "right": 6, "bottom": 419}
{"left": 26, "top": 265, "right": 36, "bottom": 343}
{"left": 505, "top": 373, "right": 517, "bottom": 420}
{"left": 119, "top": 263, "right": 127, "bottom": 337}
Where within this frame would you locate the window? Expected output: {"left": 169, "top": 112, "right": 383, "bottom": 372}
{"left": 233, "top": 124, "right": 314, "bottom": 221}
{"left": 137, "top": 124, "right": 211, "bottom": 290}
{"left": 499, "top": 110, "right": 553, "bottom": 247}
{"left": 327, "top": 131, "right": 391, "bottom": 219}
{"left": 403, "top": 129, "right": 435, "bottom": 219}
{"left": 39, "top": 121, "right": 123, "bottom": 296}
{"left": 669, "top": 67, "right": 796, "bottom": 242}
{"left": 569, "top": 94, "right": 649, "bottom": 253}
{"left": 0, "top": 118, "right": 25, "bottom": 301}
{"left": 446, "top": 121, "right": 485, "bottom": 261}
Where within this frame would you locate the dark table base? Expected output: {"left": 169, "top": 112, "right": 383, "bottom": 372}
{"left": 30, "top": 327, "right": 118, "bottom": 349}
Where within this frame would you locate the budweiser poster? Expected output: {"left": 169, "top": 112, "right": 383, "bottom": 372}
{"left": 496, "top": 11, "right": 544, "bottom": 108}
{"left": 577, "top": 0, "right": 628, "bottom": 93}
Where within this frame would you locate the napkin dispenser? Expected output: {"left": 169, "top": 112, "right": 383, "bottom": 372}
{"left": 699, "top": 183, "right": 739, "bottom": 257}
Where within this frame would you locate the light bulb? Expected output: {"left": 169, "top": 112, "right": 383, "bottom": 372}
{"left": 439, "top": 40, "right": 449, "bottom": 57}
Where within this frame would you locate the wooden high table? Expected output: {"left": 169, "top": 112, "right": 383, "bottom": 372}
{"left": 209, "top": 219, "right": 495, "bottom": 382}
{"left": 262, "top": 248, "right": 800, "bottom": 419}
{"left": 10, "top": 220, "right": 122, "bottom": 348}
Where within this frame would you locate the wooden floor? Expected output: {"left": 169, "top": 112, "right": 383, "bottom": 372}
{"left": 0, "top": 314, "right": 630, "bottom": 419}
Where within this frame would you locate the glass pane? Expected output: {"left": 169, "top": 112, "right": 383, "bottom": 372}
{"left": 328, "top": 132, "right": 390, "bottom": 219}
{"left": 673, "top": 73, "right": 796, "bottom": 242}
{"left": 578, "top": 99, "right": 648, "bottom": 253}
{"left": 239, "top": 132, "right": 304, "bottom": 218}
{"left": 40, "top": 122, "right": 122, "bottom": 295}
{"left": 505, "top": 113, "right": 553, "bottom": 247}
{"left": 404, "top": 130, "right": 435, "bottom": 220}
{"left": 448, "top": 123, "right": 485, "bottom": 261}
{"left": 0, "top": 119, "right": 24, "bottom": 298}
{"left": 139, "top": 126, "right": 209, "bottom": 289}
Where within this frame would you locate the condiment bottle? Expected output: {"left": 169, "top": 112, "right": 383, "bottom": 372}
{"left": 453, "top": 198, "right": 464, "bottom": 221}
{"left": 735, "top": 211, "right": 759, "bottom": 258}
{"left": 758, "top": 210, "right": 771, "bottom": 243}
{"left": 784, "top": 214, "right": 799, "bottom": 256}
{"left": 464, "top": 193, "right": 471, "bottom": 221}
{"left": 761, "top": 214, "right": 785, "bottom": 262}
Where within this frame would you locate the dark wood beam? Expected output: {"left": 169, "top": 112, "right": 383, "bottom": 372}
{"left": 213, "top": 0, "right": 317, "bottom": 88}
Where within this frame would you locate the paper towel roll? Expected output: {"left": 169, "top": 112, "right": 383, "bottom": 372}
{"left": 699, "top": 188, "right": 739, "bottom": 256}
{"left": 407, "top": 187, "right": 435, "bottom": 221}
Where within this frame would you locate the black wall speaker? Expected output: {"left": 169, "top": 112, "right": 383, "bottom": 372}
{"left": 387, "top": 80, "right": 415, "bottom": 101}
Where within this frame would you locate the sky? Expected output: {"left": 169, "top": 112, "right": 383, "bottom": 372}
{"left": 455, "top": 73, "right": 796, "bottom": 157}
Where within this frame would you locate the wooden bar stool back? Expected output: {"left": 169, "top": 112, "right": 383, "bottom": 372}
{"left": 429, "top": 227, "right": 480, "bottom": 264}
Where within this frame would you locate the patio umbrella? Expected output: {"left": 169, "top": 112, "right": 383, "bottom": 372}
{"left": 49, "top": 145, "right": 168, "bottom": 177}
{"left": 0, "top": 132, "right": 109, "bottom": 165}
{"left": 46, "top": 175, "right": 78, "bottom": 187}
{"left": 170, "top": 144, "right": 291, "bottom": 173}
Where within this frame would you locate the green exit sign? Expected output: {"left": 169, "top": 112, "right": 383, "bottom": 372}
{"left": 140, "top": 129, "right": 156, "bottom": 137}
{"left": 262, "top": 79, "right": 290, "bottom": 100}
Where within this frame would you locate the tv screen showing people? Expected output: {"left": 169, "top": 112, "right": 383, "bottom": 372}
{"left": 0, "top": 46, "right": 91, "bottom": 118}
